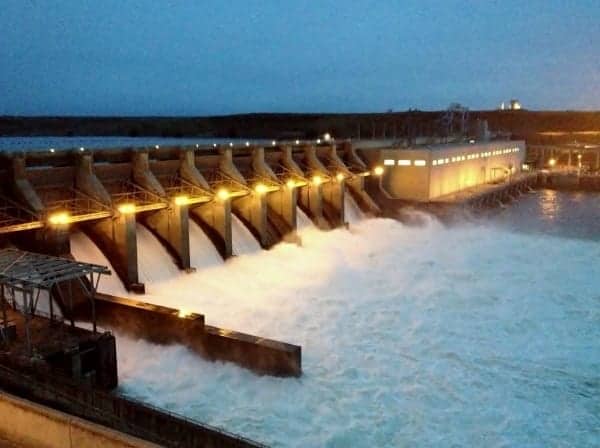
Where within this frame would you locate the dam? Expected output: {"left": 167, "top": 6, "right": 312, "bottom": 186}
{"left": 0, "top": 138, "right": 574, "bottom": 446}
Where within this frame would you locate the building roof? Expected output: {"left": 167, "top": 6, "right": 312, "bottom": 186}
{"left": 0, "top": 248, "right": 110, "bottom": 290}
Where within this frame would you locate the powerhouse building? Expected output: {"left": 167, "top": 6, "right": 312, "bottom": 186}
{"left": 378, "top": 141, "right": 526, "bottom": 201}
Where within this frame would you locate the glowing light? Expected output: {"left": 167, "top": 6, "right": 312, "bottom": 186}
{"left": 577, "top": 154, "right": 582, "bottom": 159}
{"left": 155, "top": 145, "right": 159, "bottom": 149}
{"left": 414, "top": 160, "right": 427, "bottom": 167}
{"left": 397, "top": 160, "right": 411, "bottom": 166}
{"left": 549, "top": 158, "right": 556, "bottom": 167}
{"left": 384, "top": 159, "right": 396, "bottom": 166}
{"left": 48, "top": 212, "right": 70, "bottom": 225}
{"left": 118, "top": 203, "right": 136, "bottom": 214}
{"left": 373, "top": 166, "right": 384, "bottom": 176}
{"left": 213, "top": 143, "right": 217, "bottom": 148}
{"left": 217, "top": 189, "right": 230, "bottom": 200}
{"left": 255, "top": 183, "right": 268, "bottom": 194}
{"left": 336, "top": 173, "right": 345, "bottom": 182}
{"left": 79, "top": 147, "right": 85, "bottom": 151}
{"left": 174, "top": 195, "right": 189, "bottom": 206}
{"left": 316, "top": 139, "right": 321, "bottom": 144}
{"left": 271, "top": 140, "right": 277, "bottom": 146}
{"left": 196, "top": 144, "right": 199, "bottom": 148}
{"left": 295, "top": 140, "right": 300, "bottom": 145}
{"left": 245, "top": 141, "right": 250, "bottom": 147}
{"left": 312, "top": 175, "right": 322, "bottom": 186}
{"left": 178, "top": 308, "right": 192, "bottom": 318}
{"left": 49, "top": 148, "right": 55, "bottom": 153}
{"left": 286, "top": 179, "right": 296, "bottom": 189}
{"left": 323, "top": 133, "right": 331, "bottom": 142}
{"left": 229, "top": 142, "right": 234, "bottom": 147}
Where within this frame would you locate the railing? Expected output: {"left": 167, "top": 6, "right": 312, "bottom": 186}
{"left": 0, "top": 363, "right": 265, "bottom": 447}
{"left": 0, "top": 195, "right": 42, "bottom": 233}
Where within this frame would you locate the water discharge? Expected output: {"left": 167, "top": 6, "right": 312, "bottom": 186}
{"left": 70, "top": 231, "right": 128, "bottom": 297}
{"left": 296, "top": 206, "right": 314, "bottom": 230}
{"left": 136, "top": 223, "right": 183, "bottom": 287}
{"left": 232, "top": 215, "right": 261, "bottom": 256}
{"left": 77, "top": 192, "right": 599, "bottom": 446}
{"left": 344, "top": 195, "right": 365, "bottom": 224}
{"left": 189, "top": 219, "right": 223, "bottom": 269}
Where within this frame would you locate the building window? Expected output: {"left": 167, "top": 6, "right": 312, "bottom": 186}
{"left": 432, "top": 160, "right": 437, "bottom": 166}
{"left": 383, "top": 159, "right": 395, "bottom": 166}
{"left": 414, "top": 160, "right": 426, "bottom": 166}
{"left": 437, "top": 159, "right": 445, "bottom": 165}
{"left": 397, "top": 159, "right": 411, "bottom": 166}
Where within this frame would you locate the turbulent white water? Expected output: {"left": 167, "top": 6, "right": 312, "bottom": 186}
{"left": 136, "top": 223, "right": 183, "bottom": 287}
{"left": 71, "top": 192, "right": 599, "bottom": 447}
{"left": 189, "top": 219, "right": 223, "bottom": 269}
{"left": 296, "top": 207, "right": 314, "bottom": 230}
{"left": 70, "top": 231, "right": 128, "bottom": 297}
{"left": 232, "top": 215, "right": 261, "bottom": 256}
{"left": 344, "top": 195, "right": 365, "bottom": 224}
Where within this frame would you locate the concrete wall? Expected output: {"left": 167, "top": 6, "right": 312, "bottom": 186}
{"left": 0, "top": 390, "right": 157, "bottom": 448}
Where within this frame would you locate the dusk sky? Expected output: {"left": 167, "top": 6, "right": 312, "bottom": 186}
{"left": 1, "top": 0, "right": 599, "bottom": 116}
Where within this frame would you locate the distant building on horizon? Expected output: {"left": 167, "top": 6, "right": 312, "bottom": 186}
{"left": 499, "top": 99, "right": 522, "bottom": 110}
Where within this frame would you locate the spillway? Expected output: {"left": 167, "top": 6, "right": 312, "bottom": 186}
{"left": 189, "top": 219, "right": 223, "bottom": 269}
{"left": 232, "top": 215, "right": 261, "bottom": 256}
{"left": 136, "top": 223, "right": 182, "bottom": 286}
{"left": 344, "top": 195, "right": 365, "bottom": 224}
{"left": 296, "top": 207, "right": 314, "bottom": 230}
{"left": 70, "top": 231, "right": 128, "bottom": 297}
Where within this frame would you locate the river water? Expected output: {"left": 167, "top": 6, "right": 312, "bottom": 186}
{"left": 114, "top": 190, "right": 599, "bottom": 447}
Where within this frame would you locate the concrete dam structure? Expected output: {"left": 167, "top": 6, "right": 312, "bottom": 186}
{"left": 0, "top": 141, "right": 384, "bottom": 380}
{"left": 0, "top": 138, "right": 548, "bottom": 446}
{"left": 0, "top": 142, "right": 379, "bottom": 289}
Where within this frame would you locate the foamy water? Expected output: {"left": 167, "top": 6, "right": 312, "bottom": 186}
{"left": 72, "top": 192, "right": 599, "bottom": 446}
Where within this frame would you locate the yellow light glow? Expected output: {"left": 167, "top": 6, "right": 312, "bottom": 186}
{"left": 178, "top": 308, "right": 192, "bottom": 318}
{"left": 577, "top": 154, "right": 582, "bottom": 159}
{"left": 336, "top": 173, "right": 345, "bottom": 182}
{"left": 217, "top": 188, "right": 230, "bottom": 200}
{"left": 174, "top": 195, "right": 189, "bottom": 206}
{"left": 312, "top": 175, "right": 322, "bottom": 186}
{"left": 118, "top": 203, "right": 136, "bottom": 214}
{"left": 286, "top": 179, "right": 296, "bottom": 189}
{"left": 48, "top": 212, "right": 70, "bottom": 226}
{"left": 549, "top": 158, "right": 556, "bottom": 167}
{"left": 255, "top": 183, "right": 268, "bottom": 194}
{"left": 373, "top": 166, "right": 384, "bottom": 176}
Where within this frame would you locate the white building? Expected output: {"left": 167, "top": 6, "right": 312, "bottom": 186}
{"left": 378, "top": 141, "right": 526, "bottom": 201}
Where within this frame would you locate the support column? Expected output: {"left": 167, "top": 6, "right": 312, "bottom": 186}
{"left": 299, "top": 145, "right": 330, "bottom": 229}
{"left": 87, "top": 213, "right": 143, "bottom": 293}
{"left": 568, "top": 150, "right": 572, "bottom": 170}
{"left": 179, "top": 148, "right": 210, "bottom": 189}
{"left": 298, "top": 182, "right": 327, "bottom": 229}
{"left": 132, "top": 150, "right": 191, "bottom": 270}
{"left": 8, "top": 156, "right": 71, "bottom": 255}
{"left": 75, "top": 153, "right": 112, "bottom": 205}
{"left": 267, "top": 186, "right": 298, "bottom": 232}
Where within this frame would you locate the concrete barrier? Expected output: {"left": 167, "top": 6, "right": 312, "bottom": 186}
{"left": 93, "top": 294, "right": 302, "bottom": 377}
{"left": 0, "top": 390, "right": 158, "bottom": 448}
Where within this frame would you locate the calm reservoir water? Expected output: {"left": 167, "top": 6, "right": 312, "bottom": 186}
{"left": 112, "top": 190, "right": 599, "bottom": 447}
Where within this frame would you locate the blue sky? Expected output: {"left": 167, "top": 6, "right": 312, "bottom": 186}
{"left": 1, "top": 0, "right": 599, "bottom": 115}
